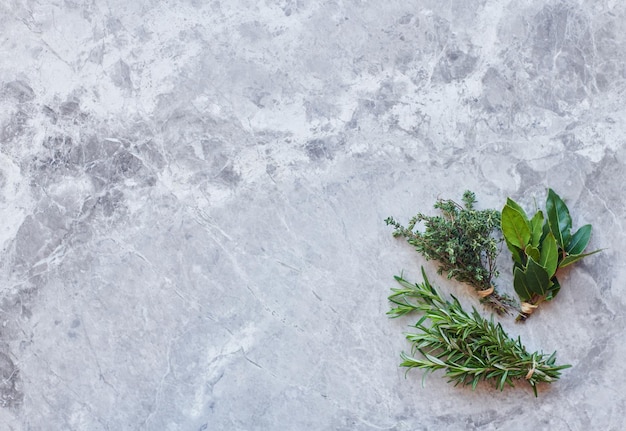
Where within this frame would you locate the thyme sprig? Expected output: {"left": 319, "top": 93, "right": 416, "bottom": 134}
{"left": 389, "top": 269, "right": 570, "bottom": 396}
{"left": 386, "top": 191, "right": 515, "bottom": 314}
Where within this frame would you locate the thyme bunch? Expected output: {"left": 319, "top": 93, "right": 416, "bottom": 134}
{"left": 385, "top": 191, "right": 514, "bottom": 314}
{"left": 389, "top": 269, "right": 570, "bottom": 396}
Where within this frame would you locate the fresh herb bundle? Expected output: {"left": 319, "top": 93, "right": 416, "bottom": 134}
{"left": 386, "top": 191, "right": 514, "bottom": 315}
{"left": 389, "top": 268, "right": 571, "bottom": 396}
{"left": 501, "top": 189, "right": 601, "bottom": 321}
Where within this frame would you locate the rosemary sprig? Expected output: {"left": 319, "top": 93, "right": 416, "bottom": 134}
{"left": 386, "top": 191, "right": 515, "bottom": 315}
{"left": 389, "top": 268, "right": 570, "bottom": 396}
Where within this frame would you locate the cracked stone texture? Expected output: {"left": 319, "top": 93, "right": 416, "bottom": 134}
{"left": 0, "top": 1, "right": 623, "bottom": 430}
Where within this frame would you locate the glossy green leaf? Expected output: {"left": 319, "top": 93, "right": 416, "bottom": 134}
{"left": 525, "top": 257, "right": 551, "bottom": 296}
{"left": 525, "top": 244, "right": 540, "bottom": 262}
{"left": 545, "top": 277, "right": 560, "bottom": 301}
{"left": 529, "top": 211, "right": 544, "bottom": 247}
{"left": 512, "top": 259, "right": 551, "bottom": 302}
{"left": 507, "top": 241, "right": 524, "bottom": 265}
{"left": 506, "top": 198, "right": 530, "bottom": 223}
{"left": 502, "top": 204, "right": 531, "bottom": 250}
{"left": 560, "top": 249, "right": 603, "bottom": 268}
{"left": 541, "top": 219, "right": 550, "bottom": 242}
{"left": 539, "top": 232, "right": 558, "bottom": 278}
{"left": 546, "top": 189, "right": 572, "bottom": 249}
{"left": 513, "top": 260, "right": 524, "bottom": 273}
{"left": 513, "top": 267, "right": 532, "bottom": 302}
{"left": 567, "top": 224, "right": 592, "bottom": 255}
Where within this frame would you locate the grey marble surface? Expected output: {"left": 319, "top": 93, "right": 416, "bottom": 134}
{"left": 0, "top": 0, "right": 623, "bottom": 429}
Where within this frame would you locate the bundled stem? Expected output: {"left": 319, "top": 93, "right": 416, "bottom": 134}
{"left": 388, "top": 269, "right": 570, "bottom": 396}
{"left": 386, "top": 191, "right": 515, "bottom": 315}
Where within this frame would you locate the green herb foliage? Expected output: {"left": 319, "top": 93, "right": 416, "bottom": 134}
{"left": 501, "top": 189, "right": 601, "bottom": 321}
{"left": 386, "top": 191, "right": 514, "bottom": 315}
{"left": 388, "top": 268, "right": 571, "bottom": 396}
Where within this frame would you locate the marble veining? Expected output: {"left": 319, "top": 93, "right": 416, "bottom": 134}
{"left": 0, "top": 1, "right": 625, "bottom": 429}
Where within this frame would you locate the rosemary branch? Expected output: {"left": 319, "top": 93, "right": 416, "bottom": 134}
{"left": 389, "top": 268, "right": 570, "bottom": 396}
